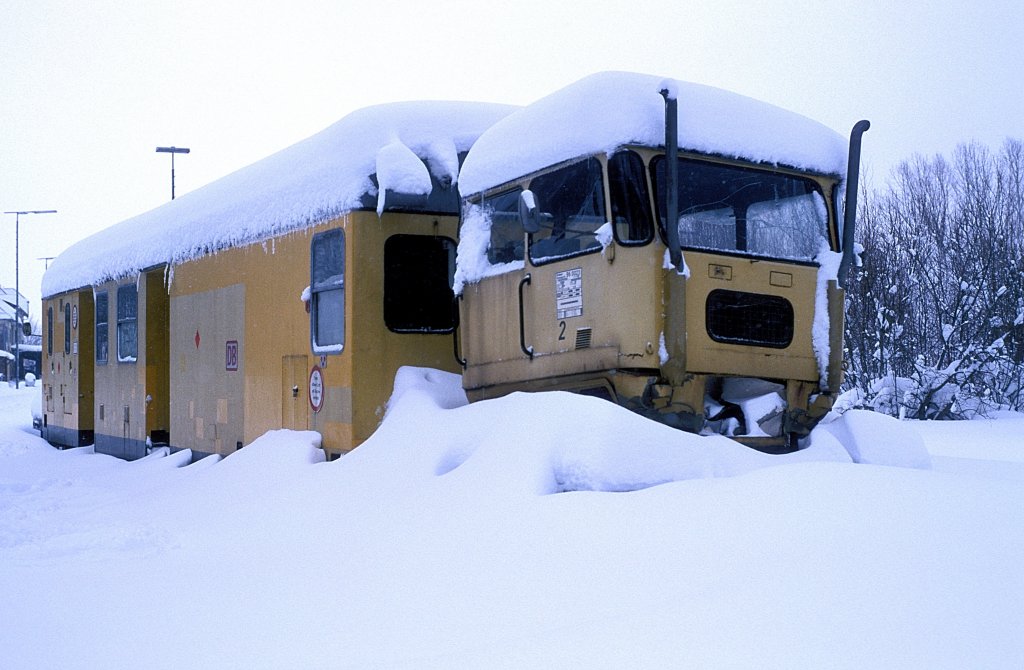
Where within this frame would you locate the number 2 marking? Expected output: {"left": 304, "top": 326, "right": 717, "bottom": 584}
{"left": 558, "top": 321, "right": 567, "bottom": 340}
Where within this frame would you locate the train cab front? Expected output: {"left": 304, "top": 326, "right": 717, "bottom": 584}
{"left": 454, "top": 73, "right": 867, "bottom": 453}
{"left": 651, "top": 151, "right": 847, "bottom": 451}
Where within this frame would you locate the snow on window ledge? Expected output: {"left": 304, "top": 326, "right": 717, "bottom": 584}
{"left": 453, "top": 203, "right": 525, "bottom": 294}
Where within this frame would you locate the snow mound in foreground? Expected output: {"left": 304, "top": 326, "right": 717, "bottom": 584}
{"left": 202, "top": 367, "right": 928, "bottom": 495}
{"left": 356, "top": 366, "right": 854, "bottom": 495}
{"left": 230, "top": 429, "right": 325, "bottom": 466}
{"left": 212, "top": 430, "right": 324, "bottom": 487}
{"left": 815, "top": 409, "right": 932, "bottom": 469}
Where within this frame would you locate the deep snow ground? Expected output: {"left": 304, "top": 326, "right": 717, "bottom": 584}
{"left": 1, "top": 374, "right": 1022, "bottom": 669}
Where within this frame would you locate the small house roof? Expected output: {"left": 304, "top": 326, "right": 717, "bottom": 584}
{"left": 0, "top": 288, "right": 29, "bottom": 321}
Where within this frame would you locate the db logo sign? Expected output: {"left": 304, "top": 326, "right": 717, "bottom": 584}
{"left": 225, "top": 340, "right": 239, "bottom": 371}
{"left": 309, "top": 366, "right": 324, "bottom": 413}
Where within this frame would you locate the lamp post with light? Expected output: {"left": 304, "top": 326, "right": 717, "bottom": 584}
{"left": 3, "top": 209, "right": 56, "bottom": 388}
{"left": 155, "top": 146, "right": 190, "bottom": 200}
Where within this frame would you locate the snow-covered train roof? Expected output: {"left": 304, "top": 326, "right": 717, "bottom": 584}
{"left": 458, "top": 72, "right": 848, "bottom": 196}
{"left": 43, "top": 101, "right": 516, "bottom": 297}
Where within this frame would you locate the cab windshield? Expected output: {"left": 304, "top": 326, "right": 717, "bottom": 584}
{"left": 652, "top": 157, "right": 830, "bottom": 263}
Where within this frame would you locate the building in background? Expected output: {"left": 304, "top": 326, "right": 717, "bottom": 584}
{"left": 1, "top": 287, "right": 31, "bottom": 381}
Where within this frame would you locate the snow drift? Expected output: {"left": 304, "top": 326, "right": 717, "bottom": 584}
{"left": 1, "top": 372, "right": 1023, "bottom": 668}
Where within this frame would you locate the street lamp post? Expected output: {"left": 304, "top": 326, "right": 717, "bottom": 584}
{"left": 155, "top": 146, "right": 191, "bottom": 200}
{"left": 4, "top": 209, "right": 56, "bottom": 388}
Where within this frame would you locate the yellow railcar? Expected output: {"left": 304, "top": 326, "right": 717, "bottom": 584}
{"left": 41, "top": 102, "right": 513, "bottom": 459}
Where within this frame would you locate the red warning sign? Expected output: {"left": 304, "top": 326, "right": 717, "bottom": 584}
{"left": 309, "top": 366, "right": 324, "bottom": 413}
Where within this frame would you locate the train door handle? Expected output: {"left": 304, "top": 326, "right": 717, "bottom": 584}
{"left": 518, "top": 273, "right": 534, "bottom": 360}
{"left": 292, "top": 385, "right": 299, "bottom": 398}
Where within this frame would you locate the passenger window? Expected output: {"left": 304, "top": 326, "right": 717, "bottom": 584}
{"left": 384, "top": 234, "right": 457, "bottom": 333}
{"left": 310, "top": 228, "right": 345, "bottom": 353}
{"left": 95, "top": 292, "right": 108, "bottom": 365}
{"left": 608, "top": 150, "right": 653, "bottom": 244}
{"left": 528, "top": 158, "right": 606, "bottom": 264}
{"left": 47, "top": 306, "right": 53, "bottom": 356}
{"left": 116, "top": 285, "right": 138, "bottom": 362}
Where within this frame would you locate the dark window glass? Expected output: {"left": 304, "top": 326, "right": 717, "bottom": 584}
{"left": 484, "top": 188, "right": 524, "bottom": 265}
{"left": 705, "top": 289, "right": 794, "bottom": 348}
{"left": 528, "top": 157, "right": 605, "bottom": 264}
{"left": 310, "top": 228, "right": 345, "bottom": 352}
{"left": 652, "top": 157, "right": 828, "bottom": 262}
{"left": 95, "top": 292, "right": 108, "bottom": 364}
{"left": 64, "top": 303, "right": 71, "bottom": 355}
{"left": 117, "top": 285, "right": 138, "bottom": 362}
{"left": 47, "top": 306, "right": 53, "bottom": 356}
{"left": 608, "top": 150, "right": 653, "bottom": 244}
{"left": 384, "top": 235, "right": 457, "bottom": 333}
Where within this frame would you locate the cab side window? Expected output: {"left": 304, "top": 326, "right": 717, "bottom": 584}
{"left": 608, "top": 150, "right": 653, "bottom": 244}
{"left": 528, "top": 157, "right": 606, "bottom": 264}
{"left": 485, "top": 189, "right": 524, "bottom": 265}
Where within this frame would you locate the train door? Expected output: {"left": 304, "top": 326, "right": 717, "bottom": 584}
{"left": 519, "top": 157, "right": 608, "bottom": 362}
{"left": 144, "top": 270, "right": 170, "bottom": 445}
{"left": 78, "top": 290, "right": 95, "bottom": 441}
{"left": 282, "top": 354, "right": 309, "bottom": 430}
{"left": 458, "top": 189, "right": 529, "bottom": 397}
{"left": 62, "top": 301, "right": 73, "bottom": 419}
{"left": 460, "top": 156, "right": 626, "bottom": 398}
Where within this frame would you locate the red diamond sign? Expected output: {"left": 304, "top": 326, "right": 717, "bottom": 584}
{"left": 195, "top": 330, "right": 201, "bottom": 349}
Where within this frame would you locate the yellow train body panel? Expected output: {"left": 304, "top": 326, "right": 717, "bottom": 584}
{"left": 40, "top": 289, "right": 95, "bottom": 448}
{"left": 168, "top": 227, "right": 320, "bottom": 457}
{"left": 82, "top": 270, "right": 170, "bottom": 458}
{"left": 42, "top": 210, "right": 462, "bottom": 461}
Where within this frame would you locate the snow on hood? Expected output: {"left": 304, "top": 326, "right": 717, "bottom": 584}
{"left": 459, "top": 71, "right": 848, "bottom": 196}
{"left": 42, "top": 101, "right": 517, "bottom": 297}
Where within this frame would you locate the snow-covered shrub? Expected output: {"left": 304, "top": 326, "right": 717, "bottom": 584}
{"left": 843, "top": 139, "right": 1024, "bottom": 419}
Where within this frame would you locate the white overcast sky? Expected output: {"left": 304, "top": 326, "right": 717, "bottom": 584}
{"left": 2, "top": 0, "right": 1022, "bottom": 314}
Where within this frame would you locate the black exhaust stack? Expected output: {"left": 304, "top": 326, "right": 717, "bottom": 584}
{"left": 838, "top": 120, "right": 870, "bottom": 288}
{"left": 660, "top": 87, "right": 683, "bottom": 272}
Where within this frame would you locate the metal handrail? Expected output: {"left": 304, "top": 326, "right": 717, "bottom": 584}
{"left": 518, "top": 274, "right": 534, "bottom": 359}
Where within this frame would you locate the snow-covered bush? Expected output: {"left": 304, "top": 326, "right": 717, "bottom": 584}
{"left": 843, "top": 139, "right": 1024, "bottom": 419}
